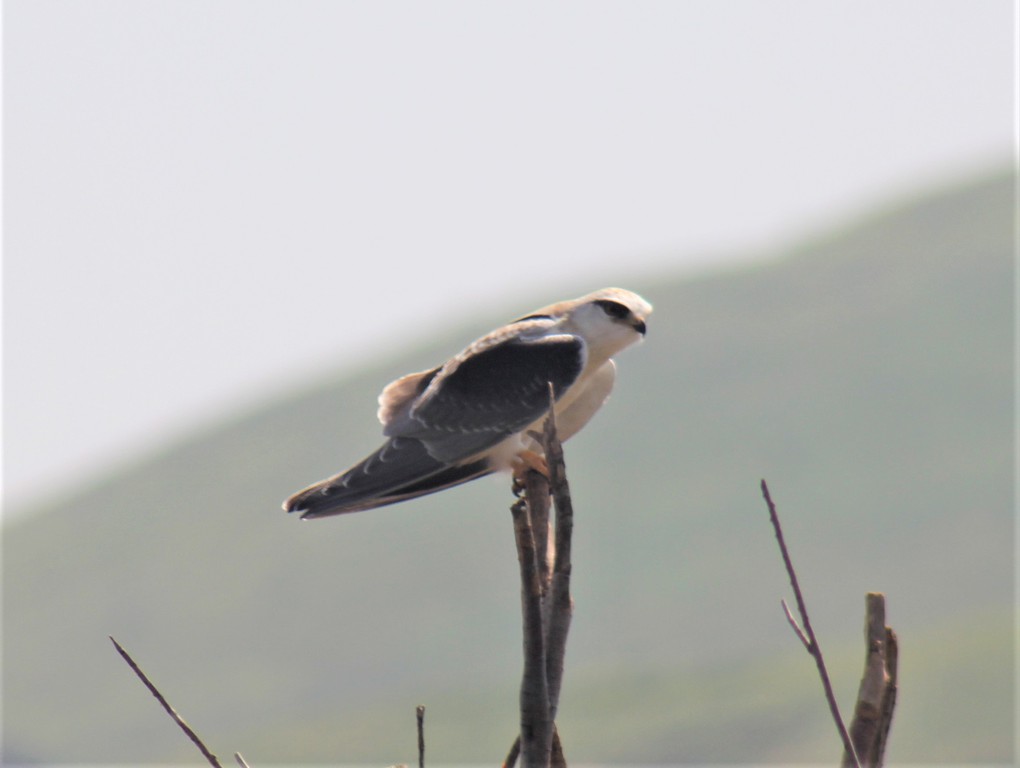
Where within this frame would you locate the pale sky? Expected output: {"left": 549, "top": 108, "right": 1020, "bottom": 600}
{"left": 3, "top": 1, "right": 1014, "bottom": 516}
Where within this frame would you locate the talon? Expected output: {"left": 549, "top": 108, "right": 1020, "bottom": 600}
{"left": 511, "top": 473, "right": 526, "bottom": 497}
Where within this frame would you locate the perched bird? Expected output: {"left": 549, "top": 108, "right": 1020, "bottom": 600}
{"left": 283, "top": 287, "right": 652, "bottom": 519}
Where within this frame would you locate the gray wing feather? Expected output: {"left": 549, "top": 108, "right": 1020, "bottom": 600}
{"left": 405, "top": 334, "right": 586, "bottom": 462}
{"left": 284, "top": 329, "right": 587, "bottom": 517}
{"left": 285, "top": 437, "right": 453, "bottom": 518}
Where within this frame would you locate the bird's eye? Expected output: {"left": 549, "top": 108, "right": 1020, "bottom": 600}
{"left": 594, "top": 299, "right": 631, "bottom": 320}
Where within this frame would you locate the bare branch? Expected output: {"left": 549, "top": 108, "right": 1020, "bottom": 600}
{"left": 542, "top": 400, "right": 574, "bottom": 722}
{"left": 109, "top": 636, "right": 223, "bottom": 768}
{"left": 416, "top": 704, "right": 425, "bottom": 768}
{"left": 511, "top": 496, "right": 553, "bottom": 762}
{"left": 523, "top": 469, "right": 553, "bottom": 595}
{"left": 234, "top": 753, "right": 251, "bottom": 768}
{"left": 504, "top": 728, "right": 565, "bottom": 768}
{"left": 843, "top": 593, "right": 898, "bottom": 767}
{"left": 759, "top": 480, "right": 860, "bottom": 768}
{"left": 875, "top": 628, "right": 898, "bottom": 759}
{"left": 506, "top": 385, "right": 576, "bottom": 766}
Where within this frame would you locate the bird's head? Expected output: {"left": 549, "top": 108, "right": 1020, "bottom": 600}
{"left": 552, "top": 287, "right": 652, "bottom": 362}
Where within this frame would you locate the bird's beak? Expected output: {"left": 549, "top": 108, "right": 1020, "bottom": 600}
{"left": 633, "top": 319, "right": 647, "bottom": 336}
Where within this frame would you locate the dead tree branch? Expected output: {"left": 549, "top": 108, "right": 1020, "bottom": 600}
{"left": 523, "top": 469, "right": 553, "bottom": 595}
{"left": 110, "top": 636, "right": 224, "bottom": 768}
{"left": 416, "top": 704, "right": 426, "bottom": 768}
{"left": 843, "top": 593, "right": 898, "bottom": 767}
{"left": 506, "top": 391, "right": 574, "bottom": 767}
{"left": 511, "top": 493, "right": 554, "bottom": 761}
{"left": 759, "top": 480, "right": 861, "bottom": 768}
{"left": 542, "top": 407, "right": 574, "bottom": 723}
{"left": 504, "top": 727, "right": 565, "bottom": 768}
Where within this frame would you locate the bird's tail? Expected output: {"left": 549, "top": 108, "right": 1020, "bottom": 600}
{"left": 283, "top": 437, "right": 492, "bottom": 519}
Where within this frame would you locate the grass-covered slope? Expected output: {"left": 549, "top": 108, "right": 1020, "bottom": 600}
{"left": 3, "top": 167, "right": 1013, "bottom": 764}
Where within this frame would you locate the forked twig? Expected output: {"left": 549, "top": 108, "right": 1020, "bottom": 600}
{"left": 781, "top": 598, "right": 811, "bottom": 649}
{"left": 759, "top": 480, "right": 861, "bottom": 768}
{"left": 503, "top": 726, "right": 564, "bottom": 768}
{"left": 506, "top": 386, "right": 574, "bottom": 767}
{"left": 109, "top": 636, "right": 224, "bottom": 768}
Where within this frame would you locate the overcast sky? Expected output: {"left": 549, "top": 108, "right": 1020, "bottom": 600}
{"left": 3, "top": 1, "right": 1014, "bottom": 517}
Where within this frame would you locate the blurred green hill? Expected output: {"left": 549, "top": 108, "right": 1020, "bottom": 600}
{"left": 3, "top": 166, "right": 1014, "bottom": 765}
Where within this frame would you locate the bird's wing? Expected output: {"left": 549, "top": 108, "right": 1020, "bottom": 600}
{"left": 374, "top": 317, "right": 553, "bottom": 432}
{"left": 283, "top": 436, "right": 492, "bottom": 519}
{"left": 286, "top": 328, "right": 587, "bottom": 518}
{"left": 404, "top": 331, "right": 588, "bottom": 462}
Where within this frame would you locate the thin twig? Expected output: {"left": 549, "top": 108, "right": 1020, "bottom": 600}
{"left": 502, "top": 734, "right": 521, "bottom": 768}
{"left": 234, "top": 753, "right": 251, "bottom": 768}
{"left": 416, "top": 704, "right": 425, "bottom": 768}
{"left": 759, "top": 480, "right": 861, "bottom": 768}
{"left": 781, "top": 598, "right": 811, "bottom": 650}
{"left": 109, "top": 636, "right": 223, "bottom": 768}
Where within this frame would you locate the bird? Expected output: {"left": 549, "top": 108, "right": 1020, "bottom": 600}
{"left": 283, "top": 287, "right": 652, "bottom": 519}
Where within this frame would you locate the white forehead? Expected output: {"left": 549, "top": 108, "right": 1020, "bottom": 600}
{"left": 580, "top": 287, "right": 653, "bottom": 317}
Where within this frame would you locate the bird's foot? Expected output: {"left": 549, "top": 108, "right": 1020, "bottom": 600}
{"left": 513, "top": 449, "right": 550, "bottom": 482}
